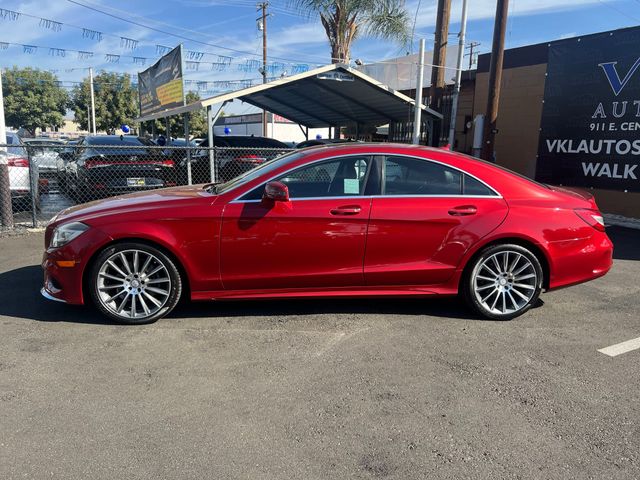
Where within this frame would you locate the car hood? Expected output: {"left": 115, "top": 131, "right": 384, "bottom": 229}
{"left": 51, "top": 184, "right": 217, "bottom": 225}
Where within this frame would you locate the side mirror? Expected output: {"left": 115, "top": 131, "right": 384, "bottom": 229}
{"left": 263, "top": 181, "right": 289, "bottom": 202}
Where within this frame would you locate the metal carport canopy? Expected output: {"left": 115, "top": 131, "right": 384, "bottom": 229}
{"left": 135, "top": 64, "right": 442, "bottom": 126}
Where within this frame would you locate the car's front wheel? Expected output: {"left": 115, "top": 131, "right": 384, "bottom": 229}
{"left": 463, "top": 244, "right": 543, "bottom": 320}
{"left": 89, "top": 243, "right": 182, "bottom": 324}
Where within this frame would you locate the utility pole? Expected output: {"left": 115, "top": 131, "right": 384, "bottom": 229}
{"left": 448, "top": 0, "right": 468, "bottom": 150}
{"left": 0, "top": 68, "right": 13, "bottom": 228}
{"left": 258, "top": 2, "right": 269, "bottom": 137}
{"left": 429, "top": 0, "right": 451, "bottom": 146}
{"left": 465, "top": 41, "right": 481, "bottom": 70}
{"left": 480, "top": 0, "right": 509, "bottom": 162}
{"left": 89, "top": 67, "right": 97, "bottom": 135}
{"left": 412, "top": 39, "right": 426, "bottom": 145}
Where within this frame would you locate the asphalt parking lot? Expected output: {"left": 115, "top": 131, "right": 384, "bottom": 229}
{"left": 0, "top": 226, "right": 638, "bottom": 479}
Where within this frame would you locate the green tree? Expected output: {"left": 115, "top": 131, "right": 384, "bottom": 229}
{"left": 71, "top": 71, "right": 138, "bottom": 132}
{"left": 292, "top": 0, "right": 410, "bottom": 64}
{"left": 1, "top": 67, "right": 68, "bottom": 134}
{"left": 140, "top": 91, "right": 209, "bottom": 139}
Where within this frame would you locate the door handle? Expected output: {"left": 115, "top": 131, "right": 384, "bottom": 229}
{"left": 330, "top": 205, "right": 362, "bottom": 215}
{"left": 448, "top": 205, "right": 477, "bottom": 216}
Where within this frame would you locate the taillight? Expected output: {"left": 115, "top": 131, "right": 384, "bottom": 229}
{"left": 238, "top": 155, "right": 265, "bottom": 164}
{"left": 85, "top": 158, "right": 174, "bottom": 168}
{"left": 575, "top": 209, "right": 605, "bottom": 232}
{"left": 85, "top": 159, "right": 109, "bottom": 168}
{"left": 8, "top": 157, "right": 29, "bottom": 167}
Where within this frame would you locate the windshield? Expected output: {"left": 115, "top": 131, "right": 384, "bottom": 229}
{"left": 214, "top": 150, "right": 306, "bottom": 194}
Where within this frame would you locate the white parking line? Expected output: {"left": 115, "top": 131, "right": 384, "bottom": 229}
{"left": 598, "top": 337, "right": 640, "bottom": 357}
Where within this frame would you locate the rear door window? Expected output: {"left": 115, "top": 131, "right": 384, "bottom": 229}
{"left": 383, "top": 156, "right": 462, "bottom": 195}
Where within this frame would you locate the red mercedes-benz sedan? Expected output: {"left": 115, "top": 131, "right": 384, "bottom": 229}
{"left": 41, "top": 144, "right": 613, "bottom": 324}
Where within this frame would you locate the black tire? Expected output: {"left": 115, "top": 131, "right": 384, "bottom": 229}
{"left": 89, "top": 242, "right": 182, "bottom": 324}
{"left": 463, "top": 243, "right": 543, "bottom": 320}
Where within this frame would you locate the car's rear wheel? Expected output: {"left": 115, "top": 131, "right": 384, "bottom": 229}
{"left": 463, "top": 244, "right": 543, "bottom": 320}
{"left": 89, "top": 243, "right": 182, "bottom": 324}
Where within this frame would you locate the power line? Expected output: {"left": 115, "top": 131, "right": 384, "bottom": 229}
{"left": 596, "top": 0, "right": 640, "bottom": 23}
{"left": 66, "top": 0, "right": 319, "bottom": 64}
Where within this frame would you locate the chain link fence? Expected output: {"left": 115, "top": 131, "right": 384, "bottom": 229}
{"left": 0, "top": 142, "right": 294, "bottom": 230}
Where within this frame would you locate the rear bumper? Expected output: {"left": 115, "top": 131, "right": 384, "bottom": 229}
{"left": 547, "top": 229, "right": 613, "bottom": 290}
{"left": 80, "top": 167, "right": 177, "bottom": 195}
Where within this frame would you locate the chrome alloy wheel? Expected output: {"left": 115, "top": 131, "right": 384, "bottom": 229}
{"left": 96, "top": 249, "right": 172, "bottom": 320}
{"left": 472, "top": 250, "right": 538, "bottom": 316}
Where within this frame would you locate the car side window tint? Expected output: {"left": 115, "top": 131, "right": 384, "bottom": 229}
{"left": 463, "top": 174, "right": 496, "bottom": 196}
{"left": 238, "top": 156, "right": 371, "bottom": 201}
{"left": 279, "top": 156, "right": 370, "bottom": 198}
{"left": 383, "top": 156, "right": 462, "bottom": 195}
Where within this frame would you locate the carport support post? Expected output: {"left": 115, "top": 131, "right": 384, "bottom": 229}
{"left": 207, "top": 106, "right": 215, "bottom": 183}
{"left": 206, "top": 104, "right": 225, "bottom": 183}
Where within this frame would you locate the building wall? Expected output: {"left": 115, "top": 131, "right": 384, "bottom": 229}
{"left": 470, "top": 57, "right": 640, "bottom": 218}
{"left": 472, "top": 63, "right": 547, "bottom": 178}
{"left": 451, "top": 78, "right": 477, "bottom": 153}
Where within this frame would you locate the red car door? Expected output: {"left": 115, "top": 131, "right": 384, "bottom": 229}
{"left": 220, "top": 155, "right": 374, "bottom": 290}
{"left": 364, "top": 155, "right": 508, "bottom": 286}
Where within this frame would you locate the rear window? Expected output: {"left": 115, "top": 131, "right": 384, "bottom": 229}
{"left": 86, "top": 136, "right": 152, "bottom": 147}
{"left": 85, "top": 136, "right": 158, "bottom": 156}
{"left": 3, "top": 133, "right": 26, "bottom": 156}
{"left": 217, "top": 136, "right": 288, "bottom": 148}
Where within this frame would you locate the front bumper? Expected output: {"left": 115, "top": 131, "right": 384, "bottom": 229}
{"left": 40, "top": 287, "right": 67, "bottom": 303}
{"left": 41, "top": 227, "right": 113, "bottom": 305}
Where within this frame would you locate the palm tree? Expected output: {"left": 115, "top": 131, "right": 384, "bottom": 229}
{"left": 293, "top": 0, "right": 411, "bottom": 64}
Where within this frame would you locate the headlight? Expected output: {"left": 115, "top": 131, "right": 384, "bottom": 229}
{"left": 50, "top": 222, "right": 89, "bottom": 248}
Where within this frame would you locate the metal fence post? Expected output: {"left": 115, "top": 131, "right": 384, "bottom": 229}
{"left": 210, "top": 147, "right": 217, "bottom": 183}
{"left": 184, "top": 116, "right": 192, "bottom": 186}
{"left": 28, "top": 149, "right": 37, "bottom": 227}
{"left": 0, "top": 153, "right": 12, "bottom": 229}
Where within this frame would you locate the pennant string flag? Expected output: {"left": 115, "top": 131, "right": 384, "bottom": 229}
{"left": 0, "top": 8, "right": 20, "bottom": 21}
{"left": 39, "top": 18, "right": 62, "bottom": 31}
{"left": 82, "top": 28, "right": 102, "bottom": 42}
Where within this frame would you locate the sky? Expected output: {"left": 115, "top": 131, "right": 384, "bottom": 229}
{"left": 0, "top": 0, "right": 638, "bottom": 116}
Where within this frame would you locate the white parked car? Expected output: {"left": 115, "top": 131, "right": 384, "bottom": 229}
{"left": 1, "top": 131, "right": 38, "bottom": 211}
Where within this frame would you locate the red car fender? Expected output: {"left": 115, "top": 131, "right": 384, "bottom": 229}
{"left": 449, "top": 230, "right": 552, "bottom": 292}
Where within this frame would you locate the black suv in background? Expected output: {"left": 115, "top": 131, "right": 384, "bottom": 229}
{"left": 177, "top": 135, "right": 291, "bottom": 184}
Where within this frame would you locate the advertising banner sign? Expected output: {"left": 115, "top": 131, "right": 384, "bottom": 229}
{"left": 138, "top": 46, "right": 184, "bottom": 117}
{"left": 536, "top": 28, "right": 640, "bottom": 191}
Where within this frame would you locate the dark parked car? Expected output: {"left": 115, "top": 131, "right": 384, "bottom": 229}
{"left": 64, "top": 136, "right": 176, "bottom": 202}
{"left": 180, "top": 135, "right": 290, "bottom": 184}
